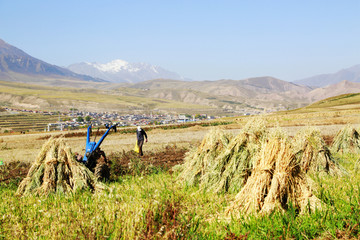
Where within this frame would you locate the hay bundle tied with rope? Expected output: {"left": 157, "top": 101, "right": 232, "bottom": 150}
{"left": 175, "top": 127, "right": 231, "bottom": 186}
{"left": 225, "top": 130, "right": 322, "bottom": 217}
{"left": 292, "top": 127, "right": 345, "bottom": 176}
{"left": 199, "top": 118, "right": 267, "bottom": 193}
{"left": 331, "top": 125, "right": 360, "bottom": 154}
{"left": 16, "top": 137, "right": 105, "bottom": 196}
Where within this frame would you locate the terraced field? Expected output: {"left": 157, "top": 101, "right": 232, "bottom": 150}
{"left": 0, "top": 113, "right": 60, "bottom": 133}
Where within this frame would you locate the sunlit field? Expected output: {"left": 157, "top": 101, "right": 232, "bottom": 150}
{"left": 1, "top": 107, "right": 360, "bottom": 239}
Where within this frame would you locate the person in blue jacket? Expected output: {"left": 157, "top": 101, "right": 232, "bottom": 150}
{"left": 136, "top": 126, "right": 148, "bottom": 156}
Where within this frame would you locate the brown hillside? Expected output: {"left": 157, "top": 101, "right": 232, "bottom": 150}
{"left": 307, "top": 80, "right": 360, "bottom": 102}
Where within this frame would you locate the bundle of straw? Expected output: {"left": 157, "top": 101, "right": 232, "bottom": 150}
{"left": 16, "top": 138, "right": 105, "bottom": 196}
{"left": 199, "top": 133, "right": 251, "bottom": 193}
{"left": 225, "top": 131, "right": 281, "bottom": 216}
{"left": 176, "top": 127, "right": 231, "bottom": 186}
{"left": 241, "top": 117, "right": 268, "bottom": 142}
{"left": 293, "top": 172, "right": 322, "bottom": 214}
{"left": 332, "top": 125, "right": 360, "bottom": 154}
{"left": 293, "top": 128, "right": 345, "bottom": 176}
{"left": 226, "top": 130, "right": 322, "bottom": 217}
{"left": 260, "top": 138, "right": 296, "bottom": 214}
{"left": 199, "top": 118, "right": 267, "bottom": 193}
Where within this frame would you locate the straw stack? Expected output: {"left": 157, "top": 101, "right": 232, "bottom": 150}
{"left": 225, "top": 131, "right": 322, "bottom": 217}
{"left": 16, "top": 138, "right": 105, "bottom": 196}
{"left": 199, "top": 118, "right": 267, "bottom": 193}
{"left": 225, "top": 131, "right": 281, "bottom": 216}
{"left": 293, "top": 128, "right": 345, "bottom": 176}
{"left": 176, "top": 127, "right": 231, "bottom": 186}
{"left": 260, "top": 137, "right": 297, "bottom": 214}
{"left": 332, "top": 125, "right": 360, "bottom": 154}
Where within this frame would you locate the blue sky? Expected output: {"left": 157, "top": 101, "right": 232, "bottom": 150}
{"left": 0, "top": 0, "right": 359, "bottom": 81}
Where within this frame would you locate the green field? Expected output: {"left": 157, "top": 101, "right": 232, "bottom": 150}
{"left": 1, "top": 151, "right": 359, "bottom": 239}
{"left": 287, "top": 93, "right": 360, "bottom": 113}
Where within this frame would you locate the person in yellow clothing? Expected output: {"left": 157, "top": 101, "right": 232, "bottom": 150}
{"left": 136, "top": 126, "right": 148, "bottom": 156}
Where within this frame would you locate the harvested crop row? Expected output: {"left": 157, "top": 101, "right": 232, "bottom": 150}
{"left": 16, "top": 138, "right": 105, "bottom": 196}
{"left": 176, "top": 119, "right": 353, "bottom": 215}
{"left": 225, "top": 131, "right": 322, "bottom": 217}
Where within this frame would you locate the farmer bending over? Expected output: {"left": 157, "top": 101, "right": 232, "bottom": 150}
{"left": 136, "top": 126, "right": 148, "bottom": 156}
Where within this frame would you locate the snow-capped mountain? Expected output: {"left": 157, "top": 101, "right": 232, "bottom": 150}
{"left": 67, "top": 59, "right": 184, "bottom": 83}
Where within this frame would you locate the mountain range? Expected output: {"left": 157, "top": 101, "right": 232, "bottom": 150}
{"left": 68, "top": 60, "right": 184, "bottom": 83}
{"left": 306, "top": 80, "right": 360, "bottom": 101}
{"left": 294, "top": 64, "right": 360, "bottom": 87}
{"left": 1, "top": 37, "right": 360, "bottom": 114}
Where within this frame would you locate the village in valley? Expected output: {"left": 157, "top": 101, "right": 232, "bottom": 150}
{"left": 2, "top": 107, "right": 218, "bottom": 132}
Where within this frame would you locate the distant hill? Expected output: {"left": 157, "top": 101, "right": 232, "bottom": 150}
{"left": 131, "top": 77, "right": 311, "bottom": 99}
{"left": 0, "top": 38, "right": 105, "bottom": 86}
{"left": 0, "top": 77, "right": 312, "bottom": 115}
{"left": 291, "top": 92, "right": 360, "bottom": 114}
{"left": 294, "top": 64, "right": 360, "bottom": 87}
{"left": 68, "top": 60, "right": 184, "bottom": 83}
{"left": 127, "top": 77, "right": 360, "bottom": 113}
{"left": 306, "top": 80, "right": 360, "bottom": 102}
{"left": 1, "top": 75, "right": 360, "bottom": 115}
{"left": 127, "top": 77, "right": 313, "bottom": 112}
{"left": 0, "top": 80, "right": 217, "bottom": 113}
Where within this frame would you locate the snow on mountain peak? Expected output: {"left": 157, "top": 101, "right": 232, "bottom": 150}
{"left": 69, "top": 59, "right": 184, "bottom": 83}
{"left": 89, "top": 59, "right": 129, "bottom": 73}
{"left": 151, "top": 65, "right": 159, "bottom": 74}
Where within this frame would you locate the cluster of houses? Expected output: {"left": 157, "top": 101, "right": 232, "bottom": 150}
{"left": 48, "top": 112, "right": 217, "bottom": 131}
{"left": 3, "top": 108, "right": 61, "bottom": 115}
{"left": 3, "top": 108, "right": 218, "bottom": 132}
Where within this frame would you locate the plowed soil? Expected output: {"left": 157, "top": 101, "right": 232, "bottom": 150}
{"left": 108, "top": 145, "right": 187, "bottom": 178}
{"left": 0, "top": 145, "right": 187, "bottom": 185}
{"left": 0, "top": 161, "right": 30, "bottom": 185}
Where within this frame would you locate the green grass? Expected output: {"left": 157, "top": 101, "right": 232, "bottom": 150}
{"left": 1, "top": 152, "right": 360, "bottom": 239}
{"left": 288, "top": 93, "right": 360, "bottom": 113}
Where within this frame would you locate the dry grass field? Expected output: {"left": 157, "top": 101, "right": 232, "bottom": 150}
{"left": 0, "top": 115, "right": 358, "bottom": 164}
{"left": 0, "top": 125, "right": 207, "bottom": 163}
